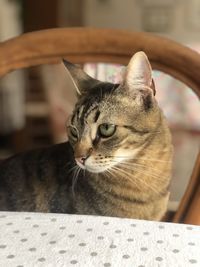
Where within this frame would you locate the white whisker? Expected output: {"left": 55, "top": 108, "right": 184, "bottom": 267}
{"left": 110, "top": 155, "right": 171, "bottom": 163}
{"left": 125, "top": 167, "right": 160, "bottom": 194}
{"left": 111, "top": 166, "right": 141, "bottom": 191}
{"left": 117, "top": 162, "right": 169, "bottom": 182}
{"left": 111, "top": 165, "right": 166, "bottom": 195}
{"left": 68, "top": 164, "right": 78, "bottom": 174}
{"left": 72, "top": 166, "right": 81, "bottom": 197}
{"left": 111, "top": 160, "right": 165, "bottom": 176}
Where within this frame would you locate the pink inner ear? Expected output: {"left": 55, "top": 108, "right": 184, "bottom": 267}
{"left": 125, "top": 52, "right": 152, "bottom": 89}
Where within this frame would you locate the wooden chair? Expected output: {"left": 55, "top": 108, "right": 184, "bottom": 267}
{"left": 0, "top": 28, "right": 199, "bottom": 224}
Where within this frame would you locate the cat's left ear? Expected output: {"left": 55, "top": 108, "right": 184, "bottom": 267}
{"left": 63, "top": 59, "right": 100, "bottom": 96}
{"left": 124, "top": 51, "right": 156, "bottom": 96}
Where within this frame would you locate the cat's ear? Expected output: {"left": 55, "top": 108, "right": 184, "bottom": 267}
{"left": 63, "top": 59, "right": 100, "bottom": 96}
{"left": 124, "top": 51, "right": 155, "bottom": 95}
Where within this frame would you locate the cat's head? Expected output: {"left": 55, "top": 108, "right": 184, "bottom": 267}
{"left": 64, "top": 52, "right": 160, "bottom": 173}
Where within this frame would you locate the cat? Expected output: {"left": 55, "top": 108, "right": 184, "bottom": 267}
{"left": 0, "top": 52, "right": 173, "bottom": 220}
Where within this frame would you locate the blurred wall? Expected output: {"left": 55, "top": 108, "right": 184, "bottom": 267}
{"left": 0, "top": 0, "right": 25, "bottom": 134}
{"left": 83, "top": 0, "right": 200, "bottom": 44}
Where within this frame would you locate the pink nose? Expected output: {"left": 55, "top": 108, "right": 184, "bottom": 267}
{"left": 75, "top": 157, "right": 87, "bottom": 166}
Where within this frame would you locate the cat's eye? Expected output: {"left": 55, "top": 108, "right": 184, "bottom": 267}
{"left": 98, "top": 123, "right": 116, "bottom": 138}
{"left": 68, "top": 126, "right": 78, "bottom": 140}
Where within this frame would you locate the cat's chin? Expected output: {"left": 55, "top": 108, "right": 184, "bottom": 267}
{"left": 85, "top": 165, "right": 108, "bottom": 174}
{"left": 75, "top": 161, "right": 107, "bottom": 173}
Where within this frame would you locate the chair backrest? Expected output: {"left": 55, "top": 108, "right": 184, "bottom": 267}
{"left": 0, "top": 28, "right": 199, "bottom": 224}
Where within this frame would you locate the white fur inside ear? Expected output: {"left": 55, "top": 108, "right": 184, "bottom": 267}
{"left": 125, "top": 51, "right": 152, "bottom": 88}
{"left": 70, "top": 77, "right": 82, "bottom": 96}
{"left": 64, "top": 67, "right": 82, "bottom": 96}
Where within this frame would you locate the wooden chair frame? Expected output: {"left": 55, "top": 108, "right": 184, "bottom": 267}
{"left": 0, "top": 28, "right": 199, "bottom": 224}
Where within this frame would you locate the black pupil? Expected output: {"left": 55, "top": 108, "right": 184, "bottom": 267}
{"left": 104, "top": 124, "right": 109, "bottom": 130}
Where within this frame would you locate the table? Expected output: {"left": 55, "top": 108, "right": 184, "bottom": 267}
{"left": 0, "top": 212, "right": 199, "bottom": 267}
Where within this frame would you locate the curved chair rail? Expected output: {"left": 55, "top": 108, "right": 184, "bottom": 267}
{"left": 0, "top": 28, "right": 200, "bottom": 98}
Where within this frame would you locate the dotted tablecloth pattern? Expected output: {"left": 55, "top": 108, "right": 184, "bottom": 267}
{"left": 0, "top": 212, "right": 199, "bottom": 267}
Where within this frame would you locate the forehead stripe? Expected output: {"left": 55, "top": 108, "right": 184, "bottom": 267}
{"left": 83, "top": 104, "right": 98, "bottom": 123}
{"left": 94, "top": 110, "right": 100, "bottom": 123}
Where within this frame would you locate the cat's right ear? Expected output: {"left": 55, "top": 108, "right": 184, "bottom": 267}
{"left": 63, "top": 59, "right": 100, "bottom": 96}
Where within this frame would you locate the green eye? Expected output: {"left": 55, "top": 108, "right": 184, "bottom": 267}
{"left": 68, "top": 126, "right": 78, "bottom": 140}
{"left": 98, "top": 123, "right": 116, "bottom": 138}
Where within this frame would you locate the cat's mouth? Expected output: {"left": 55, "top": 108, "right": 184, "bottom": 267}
{"left": 74, "top": 148, "right": 138, "bottom": 173}
{"left": 75, "top": 159, "right": 86, "bottom": 170}
{"left": 75, "top": 158, "right": 112, "bottom": 173}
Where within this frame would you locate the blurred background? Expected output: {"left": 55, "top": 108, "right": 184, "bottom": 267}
{"left": 0, "top": 0, "right": 200, "bottom": 217}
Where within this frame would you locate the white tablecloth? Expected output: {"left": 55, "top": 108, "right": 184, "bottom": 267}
{"left": 0, "top": 212, "right": 199, "bottom": 267}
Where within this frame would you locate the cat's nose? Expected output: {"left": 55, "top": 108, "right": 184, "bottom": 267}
{"left": 75, "top": 157, "right": 87, "bottom": 166}
{"left": 75, "top": 147, "right": 93, "bottom": 167}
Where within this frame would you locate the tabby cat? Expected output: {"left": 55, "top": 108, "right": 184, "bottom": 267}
{"left": 0, "top": 52, "right": 173, "bottom": 220}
